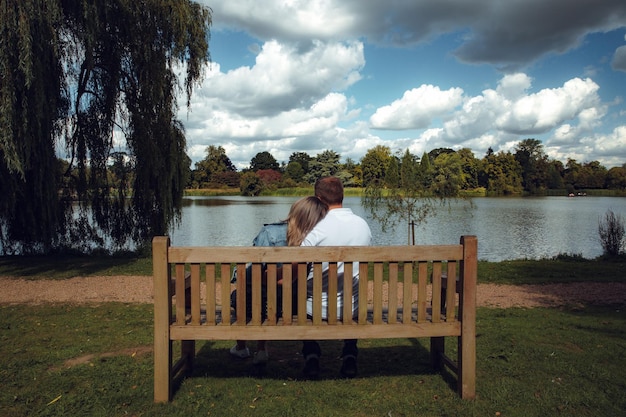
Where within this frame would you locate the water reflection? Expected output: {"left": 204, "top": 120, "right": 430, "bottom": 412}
{"left": 169, "top": 196, "right": 626, "bottom": 261}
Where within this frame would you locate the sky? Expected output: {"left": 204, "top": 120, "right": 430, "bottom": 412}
{"left": 176, "top": 0, "right": 626, "bottom": 170}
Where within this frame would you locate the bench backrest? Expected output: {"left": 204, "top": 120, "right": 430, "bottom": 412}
{"left": 153, "top": 235, "right": 477, "bottom": 333}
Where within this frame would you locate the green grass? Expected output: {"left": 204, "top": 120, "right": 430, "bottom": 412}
{"left": 477, "top": 256, "right": 626, "bottom": 285}
{"left": 1, "top": 303, "right": 624, "bottom": 416}
{"left": 184, "top": 188, "right": 241, "bottom": 196}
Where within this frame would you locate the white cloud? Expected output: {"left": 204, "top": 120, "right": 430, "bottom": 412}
{"left": 496, "top": 73, "right": 532, "bottom": 99}
{"left": 367, "top": 74, "right": 607, "bottom": 159}
{"left": 497, "top": 78, "right": 601, "bottom": 134}
{"left": 612, "top": 45, "right": 626, "bottom": 72}
{"left": 193, "top": 40, "right": 364, "bottom": 118}
{"left": 594, "top": 125, "right": 626, "bottom": 155}
{"left": 369, "top": 85, "right": 464, "bottom": 129}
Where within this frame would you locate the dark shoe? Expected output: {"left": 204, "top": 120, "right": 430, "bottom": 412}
{"left": 303, "top": 354, "right": 320, "bottom": 378}
{"left": 340, "top": 354, "right": 357, "bottom": 378}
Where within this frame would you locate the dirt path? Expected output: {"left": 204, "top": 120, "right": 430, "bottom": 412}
{"left": 1, "top": 275, "right": 625, "bottom": 308}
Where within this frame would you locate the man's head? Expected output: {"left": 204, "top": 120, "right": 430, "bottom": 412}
{"left": 314, "top": 176, "right": 343, "bottom": 207}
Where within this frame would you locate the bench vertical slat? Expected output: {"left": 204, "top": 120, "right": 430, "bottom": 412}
{"left": 297, "top": 263, "right": 308, "bottom": 325}
{"left": 388, "top": 262, "right": 398, "bottom": 324}
{"left": 343, "top": 262, "right": 353, "bottom": 324}
{"left": 153, "top": 237, "right": 172, "bottom": 403}
{"left": 431, "top": 262, "right": 442, "bottom": 323}
{"left": 236, "top": 263, "right": 246, "bottom": 325}
{"left": 417, "top": 261, "right": 428, "bottom": 323}
{"left": 221, "top": 263, "right": 230, "bottom": 326}
{"left": 206, "top": 264, "right": 216, "bottom": 325}
{"left": 312, "top": 262, "right": 323, "bottom": 325}
{"left": 459, "top": 235, "right": 477, "bottom": 399}
{"left": 445, "top": 261, "right": 457, "bottom": 321}
{"left": 190, "top": 264, "right": 201, "bottom": 325}
{"left": 266, "top": 263, "right": 278, "bottom": 325}
{"left": 327, "top": 262, "right": 338, "bottom": 325}
{"left": 251, "top": 263, "right": 262, "bottom": 325}
{"left": 373, "top": 262, "right": 383, "bottom": 324}
{"left": 175, "top": 264, "right": 186, "bottom": 325}
{"left": 402, "top": 262, "right": 412, "bottom": 324}
{"left": 282, "top": 263, "right": 293, "bottom": 324}
{"left": 358, "top": 262, "right": 368, "bottom": 324}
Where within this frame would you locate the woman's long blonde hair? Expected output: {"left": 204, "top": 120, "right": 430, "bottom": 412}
{"left": 286, "top": 196, "right": 328, "bottom": 246}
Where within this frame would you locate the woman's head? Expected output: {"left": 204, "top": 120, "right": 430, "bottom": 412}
{"left": 286, "top": 196, "right": 328, "bottom": 246}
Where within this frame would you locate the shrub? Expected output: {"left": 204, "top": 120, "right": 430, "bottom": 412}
{"left": 598, "top": 209, "right": 625, "bottom": 257}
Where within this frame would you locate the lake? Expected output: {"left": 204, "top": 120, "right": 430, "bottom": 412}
{"left": 170, "top": 196, "right": 626, "bottom": 261}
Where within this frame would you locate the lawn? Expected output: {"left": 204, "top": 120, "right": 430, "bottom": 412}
{"left": 1, "top": 302, "right": 624, "bottom": 416}
{"left": 1, "top": 255, "right": 625, "bottom": 416}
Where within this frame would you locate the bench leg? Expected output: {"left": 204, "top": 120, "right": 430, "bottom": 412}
{"left": 458, "top": 330, "right": 476, "bottom": 399}
{"left": 154, "top": 339, "right": 172, "bottom": 402}
{"left": 182, "top": 340, "right": 196, "bottom": 371}
{"left": 430, "top": 336, "right": 445, "bottom": 370}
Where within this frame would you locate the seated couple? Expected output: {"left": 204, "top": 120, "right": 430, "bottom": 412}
{"left": 229, "top": 176, "right": 372, "bottom": 378}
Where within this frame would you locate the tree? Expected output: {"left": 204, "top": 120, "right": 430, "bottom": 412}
{"left": 284, "top": 161, "right": 305, "bottom": 183}
{"left": 428, "top": 147, "right": 455, "bottom": 162}
{"left": 361, "top": 145, "right": 392, "bottom": 186}
{"left": 305, "top": 150, "right": 341, "bottom": 183}
{"left": 481, "top": 151, "right": 523, "bottom": 195}
{"left": 580, "top": 161, "right": 607, "bottom": 189}
{"left": 546, "top": 160, "right": 565, "bottom": 190}
{"left": 240, "top": 172, "right": 264, "bottom": 196}
{"left": 563, "top": 159, "right": 582, "bottom": 191}
{"left": 606, "top": 166, "right": 626, "bottom": 190}
{"left": 288, "top": 152, "right": 312, "bottom": 175}
{"left": 514, "top": 139, "right": 549, "bottom": 193}
{"left": 362, "top": 148, "right": 467, "bottom": 245}
{"left": 342, "top": 157, "right": 361, "bottom": 187}
{"left": 417, "top": 151, "right": 433, "bottom": 189}
{"left": 400, "top": 150, "right": 418, "bottom": 189}
{"left": 457, "top": 148, "right": 480, "bottom": 190}
{"left": 250, "top": 151, "right": 279, "bottom": 172}
{"left": 0, "top": 0, "right": 211, "bottom": 253}
{"left": 385, "top": 156, "right": 400, "bottom": 188}
{"left": 432, "top": 152, "right": 464, "bottom": 197}
{"left": 257, "top": 169, "right": 282, "bottom": 189}
{"left": 193, "top": 145, "right": 236, "bottom": 188}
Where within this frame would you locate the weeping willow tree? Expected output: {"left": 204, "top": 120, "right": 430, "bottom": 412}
{"left": 0, "top": 0, "right": 211, "bottom": 254}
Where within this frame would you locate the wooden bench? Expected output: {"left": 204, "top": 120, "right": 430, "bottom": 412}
{"left": 153, "top": 235, "right": 478, "bottom": 402}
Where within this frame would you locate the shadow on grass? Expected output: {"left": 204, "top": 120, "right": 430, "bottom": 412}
{"left": 0, "top": 253, "right": 152, "bottom": 279}
{"left": 181, "top": 338, "right": 448, "bottom": 385}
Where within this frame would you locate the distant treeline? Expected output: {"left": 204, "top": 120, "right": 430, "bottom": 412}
{"left": 185, "top": 139, "right": 626, "bottom": 196}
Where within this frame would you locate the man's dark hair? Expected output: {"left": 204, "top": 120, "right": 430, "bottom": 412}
{"left": 314, "top": 177, "right": 343, "bottom": 206}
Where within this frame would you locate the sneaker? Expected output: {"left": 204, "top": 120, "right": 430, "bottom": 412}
{"left": 303, "top": 354, "right": 320, "bottom": 378}
{"left": 229, "top": 345, "right": 251, "bottom": 359}
{"left": 340, "top": 354, "right": 357, "bottom": 378}
{"left": 252, "top": 350, "right": 269, "bottom": 365}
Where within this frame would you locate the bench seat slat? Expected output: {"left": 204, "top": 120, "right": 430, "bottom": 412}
{"left": 170, "top": 321, "right": 462, "bottom": 341}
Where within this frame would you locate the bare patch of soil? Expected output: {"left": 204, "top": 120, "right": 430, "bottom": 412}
{"left": 1, "top": 275, "right": 625, "bottom": 308}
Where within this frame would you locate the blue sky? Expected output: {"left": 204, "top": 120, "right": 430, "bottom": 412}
{"left": 177, "top": 0, "right": 626, "bottom": 170}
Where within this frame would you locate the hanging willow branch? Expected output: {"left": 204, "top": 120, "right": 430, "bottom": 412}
{"left": 0, "top": 0, "right": 211, "bottom": 254}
